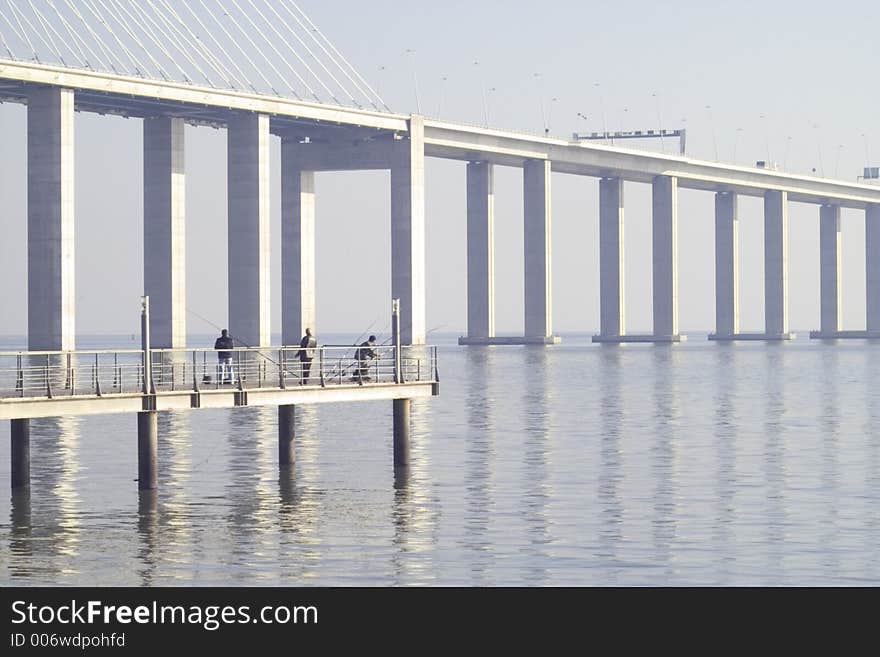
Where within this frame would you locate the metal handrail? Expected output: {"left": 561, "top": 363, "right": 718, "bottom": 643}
{"left": 0, "top": 345, "right": 439, "bottom": 400}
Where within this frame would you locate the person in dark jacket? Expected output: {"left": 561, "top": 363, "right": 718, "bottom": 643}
{"left": 214, "top": 329, "right": 235, "bottom": 383}
{"left": 297, "top": 328, "right": 317, "bottom": 385}
{"left": 354, "top": 335, "right": 377, "bottom": 382}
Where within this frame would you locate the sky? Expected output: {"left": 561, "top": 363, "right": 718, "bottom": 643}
{"left": 0, "top": 0, "right": 878, "bottom": 340}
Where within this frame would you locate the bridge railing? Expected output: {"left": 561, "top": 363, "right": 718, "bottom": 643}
{"left": 0, "top": 345, "right": 438, "bottom": 400}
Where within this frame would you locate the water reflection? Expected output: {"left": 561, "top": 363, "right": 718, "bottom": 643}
{"left": 26, "top": 417, "right": 82, "bottom": 581}
{"left": 390, "top": 398, "right": 440, "bottom": 585}
{"left": 224, "top": 406, "right": 275, "bottom": 583}
{"left": 864, "top": 346, "right": 880, "bottom": 582}
{"left": 136, "top": 490, "right": 159, "bottom": 586}
{"left": 133, "top": 411, "right": 191, "bottom": 584}
{"left": 712, "top": 345, "right": 738, "bottom": 584}
{"left": 521, "top": 347, "right": 551, "bottom": 584}
{"left": 463, "top": 347, "right": 496, "bottom": 584}
{"left": 763, "top": 345, "right": 789, "bottom": 582}
{"left": 277, "top": 404, "right": 321, "bottom": 583}
{"left": 4, "top": 337, "right": 880, "bottom": 586}
{"left": 651, "top": 347, "right": 680, "bottom": 573}
{"left": 818, "top": 346, "right": 841, "bottom": 580}
{"left": 8, "top": 489, "right": 32, "bottom": 578}
{"left": 597, "top": 347, "right": 624, "bottom": 571}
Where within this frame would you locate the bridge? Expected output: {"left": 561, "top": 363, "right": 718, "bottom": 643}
{"left": 1, "top": 2, "right": 879, "bottom": 492}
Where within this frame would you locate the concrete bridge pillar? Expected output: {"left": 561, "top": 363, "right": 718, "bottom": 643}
{"left": 867, "top": 204, "right": 880, "bottom": 333}
{"left": 228, "top": 113, "right": 271, "bottom": 348}
{"left": 281, "top": 140, "right": 316, "bottom": 346}
{"left": 523, "top": 159, "right": 556, "bottom": 342}
{"left": 713, "top": 191, "right": 739, "bottom": 338}
{"left": 11, "top": 419, "right": 30, "bottom": 490}
{"left": 28, "top": 86, "right": 75, "bottom": 352}
{"left": 137, "top": 411, "right": 158, "bottom": 490}
{"left": 818, "top": 204, "right": 842, "bottom": 336}
{"left": 278, "top": 404, "right": 295, "bottom": 468}
{"left": 598, "top": 177, "right": 625, "bottom": 340}
{"left": 465, "top": 161, "right": 495, "bottom": 340}
{"left": 764, "top": 190, "right": 793, "bottom": 339}
{"left": 652, "top": 175, "right": 681, "bottom": 340}
{"left": 391, "top": 116, "right": 426, "bottom": 345}
{"left": 144, "top": 116, "right": 186, "bottom": 350}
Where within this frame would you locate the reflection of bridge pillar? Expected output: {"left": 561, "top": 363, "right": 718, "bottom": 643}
{"left": 138, "top": 411, "right": 158, "bottom": 490}
{"left": 144, "top": 116, "right": 186, "bottom": 350}
{"left": 228, "top": 113, "right": 271, "bottom": 348}
{"left": 597, "top": 177, "right": 625, "bottom": 339}
{"left": 523, "top": 159, "right": 556, "bottom": 342}
{"left": 391, "top": 116, "right": 426, "bottom": 345}
{"left": 465, "top": 161, "right": 495, "bottom": 339}
{"left": 652, "top": 175, "right": 681, "bottom": 340}
{"left": 278, "top": 404, "right": 295, "bottom": 468}
{"left": 28, "top": 86, "right": 75, "bottom": 351}
{"left": 281, "top": 141, "right": 315, "bottom": 346}
{"left": 11, "top": 418, "right": 30, "bottom": 489}
{"left": 393, "top": 398, "right": 410, "bottom": 468}
{"left": 867, "top": 204, "right": 880, "bottom": 332}
{"left": 764, "top": 190, "right": 792, "bottom": 338}
{"left": 711, "top": 191, "right": 739, "bottom": 338}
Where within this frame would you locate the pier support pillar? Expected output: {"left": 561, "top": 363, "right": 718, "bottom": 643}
{"left": 137, "top": 411, "right": 158, "bottom": 490}
{"left": 391, "top": 115, "right": 426, "bottom": 345}
{"left": 281, "top": 141, "right": 316, "bottom": 346}
{"left": 652, "top": 175, "right": 680, "bottom": 339}
{"left": 11, "top": 419, "right": 30, "bottom": 490}
{"left": 278, "top": 404, "right": 295, "bottom": 468}
{"left": 393, "top": 398, "right": 410, "bottom": 468}
{"left": 228, "top": 113, "right": 271, "bottom": 348}
{"left": 144, "top": 116, "right": 186, "bottom": 350}
{"left": 867, "top": 204, "right": 880, "bottom": 333}
{"left": 465, "top": 161, "right": 495, "bottom": 340}
{"left": 819, "top": 204, "right": 842, "bottom": 335}
{"left": 524, "top": 159, "right": 554, "bottom": 340}
{"left": 598, "top": 177, "right": 625, "bottom": 339}
{"left": 764, "top": 190, "right": 792, "bottom": 338}
{"left": 28, "top": 86, "right": 75, "bottom": 351}
{"left": 713, "top": 191, "right": 739, "bottom": 338}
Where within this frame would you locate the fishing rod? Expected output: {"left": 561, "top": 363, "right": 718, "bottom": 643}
{"left": 185, "top": 307, "right": 302, "bottom": 383}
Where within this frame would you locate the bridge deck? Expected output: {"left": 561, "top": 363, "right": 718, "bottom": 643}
{"left": 2, "top": 59, "right": 879, "bottom": 209}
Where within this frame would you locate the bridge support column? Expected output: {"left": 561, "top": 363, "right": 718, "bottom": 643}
{"left": 144, "top": 116, "right": 186, "bottom": 350}
{"left": 28, "top": 86, "right": 75, "bottom": 352}
{"left": 652, "top": 175, "right": 683, "bottom": 341}
{"left": 867, "top": 204, "right": 880, "bottom": 334}
{"left": 228, "top": 113, "right": 271, "bottom": 348}
{"left": 709, "top": 192, "right": 739, "bottom": 340}
{"left": 764, "top": 190, "right": 794, "bottom": 339}
{"left": 281, "top": 142, "right": 315, "bottom": 346}
{"left": 279, "top": 404, "right": 295, "bottom": 468}
{"left": 593, "top": 177, "right": 625, "bottom": 342}
{"left": 137, "top": 411, "right": 158, "bottom": 490}
{"left": 391, "top": 115, "right": 426, "bottom": 345}
{"left": 523, "top": 159, "right": 559, "bottom": 344}
{"left": 11, "top": 419, "right": 30, "bottom": 490}
{"left": 459, "top": 162, "right": 495, "bottom": 344}
{"left": 393, "top": 398, "right": 410, "bottom": 468}
{"left": 810, "top": 205, "right": 842, "bottom": 339}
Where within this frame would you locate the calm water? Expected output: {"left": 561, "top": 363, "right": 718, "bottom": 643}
{"left": 1, "top": 334, "right": 879, "bottom": 586}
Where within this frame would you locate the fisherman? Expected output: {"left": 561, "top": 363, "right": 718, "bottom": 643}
{"left": 214, "top": 329, "right": 235, "bottom": 384}
{"left": 354, "top": 335, "right": 378, "bottom": 382}
{"left": 297, "top": 328, "right": 318, "bottom": 385}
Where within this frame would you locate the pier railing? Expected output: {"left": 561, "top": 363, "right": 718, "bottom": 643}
{"left": 0, "top": 345, "right": 438, "bottom": 400}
